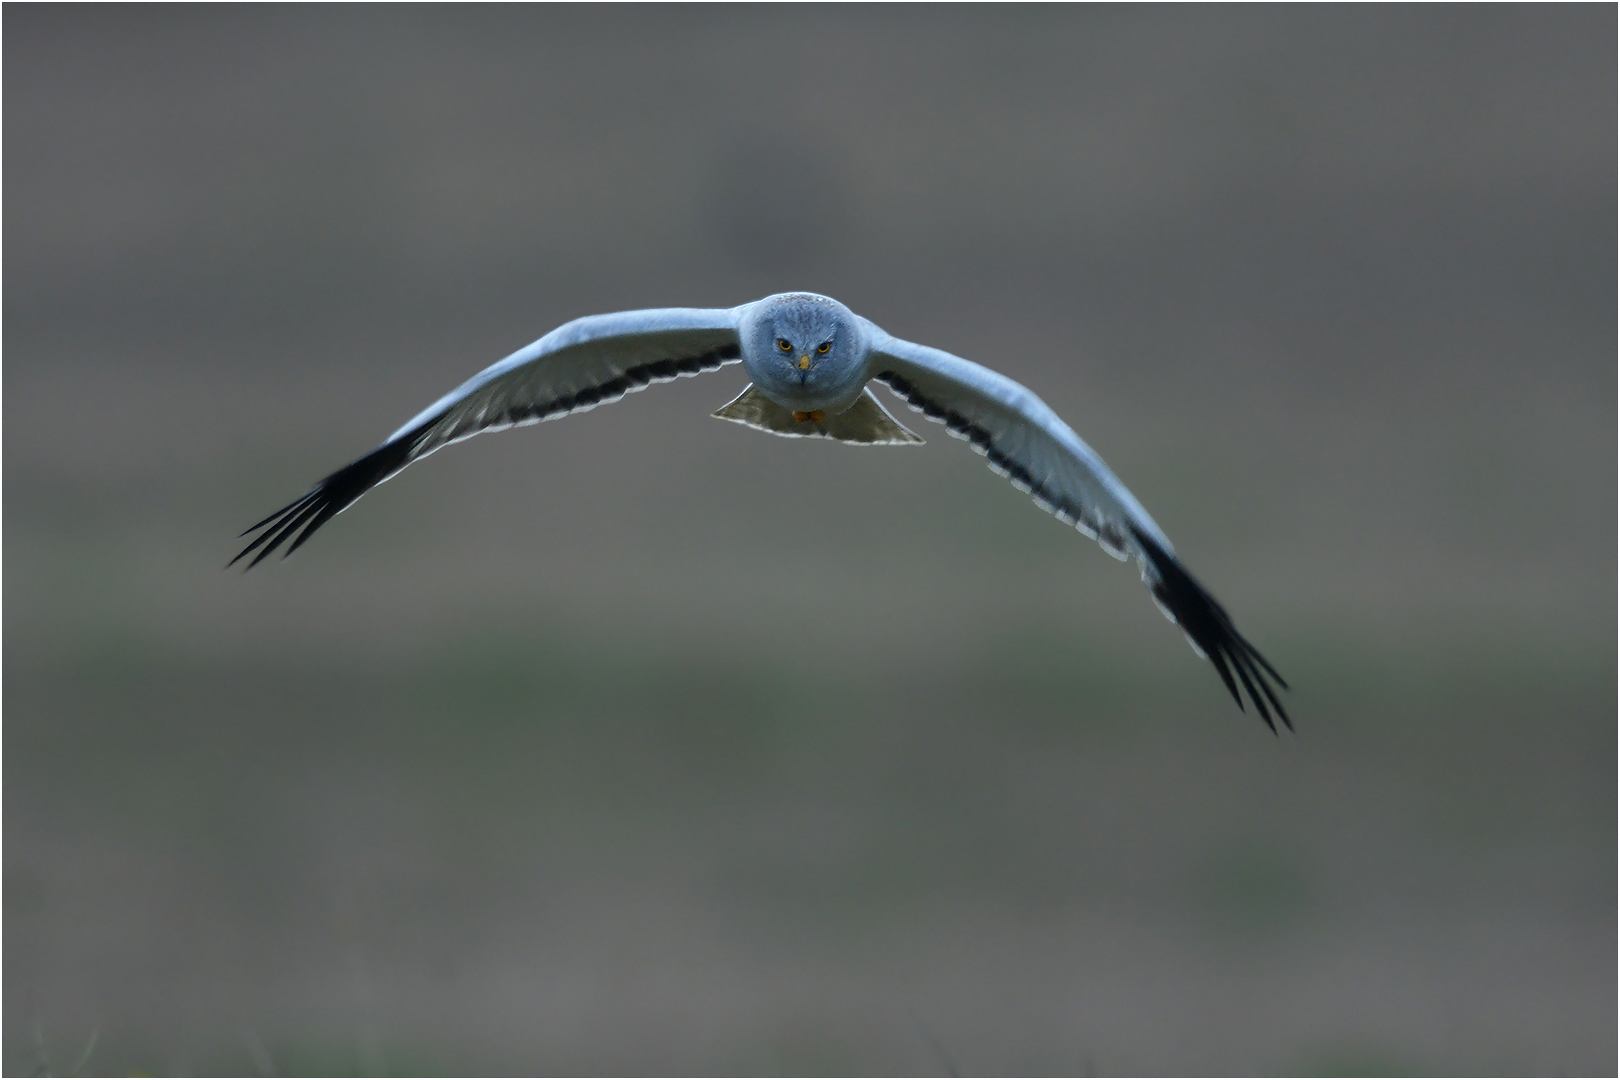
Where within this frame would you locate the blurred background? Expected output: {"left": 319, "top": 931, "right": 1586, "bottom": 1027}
{"left": 5, "top": 7, "right": 1613, "bottom": 1076}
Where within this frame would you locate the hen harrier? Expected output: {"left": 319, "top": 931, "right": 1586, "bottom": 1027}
{"left": 235, "top": 292, "right": 1289, "bottom": 730}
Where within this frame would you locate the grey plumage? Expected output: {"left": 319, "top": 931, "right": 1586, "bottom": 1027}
{"left": 234, "top": 292, "right": 1288, "bottom": 728}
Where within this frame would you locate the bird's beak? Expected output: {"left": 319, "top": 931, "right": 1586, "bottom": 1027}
{"left": 798, "top": 355, "right": 811, "bottom": 370}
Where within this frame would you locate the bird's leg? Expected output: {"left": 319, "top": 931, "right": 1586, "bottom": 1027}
{"left": 792, "top": 410, "right": 826, "bottom": 423}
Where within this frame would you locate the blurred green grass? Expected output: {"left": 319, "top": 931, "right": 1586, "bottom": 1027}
{"left": 7, "top": 590, "right": 1611, "bottom": 1074}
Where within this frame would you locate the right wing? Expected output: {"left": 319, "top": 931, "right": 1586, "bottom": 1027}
{"left": 233, "top": 307, "right": 742, "bottom": 567}
{"left": 865, "top": 326, "right": 1289, "bottom": 730}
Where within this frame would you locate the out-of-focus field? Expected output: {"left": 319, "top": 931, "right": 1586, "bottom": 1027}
{"left": 5, "top": 7, "right": 1614, "bottom": 1076}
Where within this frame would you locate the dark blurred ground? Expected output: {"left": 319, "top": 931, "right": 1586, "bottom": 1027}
{"left": 4, "top": 6, "right": 1614, "bottom": 1076}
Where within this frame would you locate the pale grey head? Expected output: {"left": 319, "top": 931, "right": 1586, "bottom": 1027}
{"left": 738, "top": 292, "right": 870, "bottom": 415}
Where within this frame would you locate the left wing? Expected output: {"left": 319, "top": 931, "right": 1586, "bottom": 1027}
{"left": 233, "top": 307, "right": 742, "bottom": 568}
{"left": 865, "top": 327, "right": 1289, "bottom": 730}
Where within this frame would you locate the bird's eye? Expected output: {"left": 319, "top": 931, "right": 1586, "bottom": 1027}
{"left": 777, "top": 339, "right": 793, "bottom": 352}
{"left": 817, "top": 342, "right": 832, "bottom": 354}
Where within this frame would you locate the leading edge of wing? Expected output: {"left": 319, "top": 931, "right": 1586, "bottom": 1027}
{"left": 232, "top": 330, "right": 742, "bottom": 569}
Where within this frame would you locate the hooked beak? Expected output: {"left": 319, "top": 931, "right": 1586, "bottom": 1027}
{"left": 798, "top": 355, "right": 811, "bottom": 370}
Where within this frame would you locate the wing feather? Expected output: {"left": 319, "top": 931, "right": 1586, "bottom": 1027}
{"left": 866, "top": 329, "right": 1288, "bottom": 728}
{"left": 232, "top": 307, "right": 742, "bottom": 567}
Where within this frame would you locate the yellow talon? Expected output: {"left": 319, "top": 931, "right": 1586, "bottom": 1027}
{"left": 798, "top": 355, "right": 811, "bottom": 369}
{"left": 792, "top": 410, "right": 826, "bottom": 423}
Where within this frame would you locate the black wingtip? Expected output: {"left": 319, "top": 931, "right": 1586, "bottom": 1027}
{"left": 1131, "top": 527, "right": 1291, "bottom": 733}
{"left": 231, "top": 434, "right": 419, "bottom": 570}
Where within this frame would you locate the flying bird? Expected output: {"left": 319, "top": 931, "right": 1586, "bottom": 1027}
{"left": 234, "top": 292, "right": 1289, "bottom": 730}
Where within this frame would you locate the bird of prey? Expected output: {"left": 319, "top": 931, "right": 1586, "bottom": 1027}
{"left": 234, "top": 292, "right": 1289, "bottom": 730}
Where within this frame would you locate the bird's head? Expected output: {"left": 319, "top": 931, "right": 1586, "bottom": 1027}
{"left": 740, "top": 292, "right": 868, "bottom": 411}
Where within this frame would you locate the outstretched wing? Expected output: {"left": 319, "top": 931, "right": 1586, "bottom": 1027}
{"left": 865, "top": 328, "right": 1289, "bottom": 730}
{"left": 233, "top": 307, "right": 742, "bottom": 568}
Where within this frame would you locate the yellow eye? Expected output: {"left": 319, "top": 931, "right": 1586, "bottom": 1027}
{"left": 817, "top": 342, "right": 832, "bottom": 354}
{"left": 778, "top": 339, "right": 793, "bottom": 352}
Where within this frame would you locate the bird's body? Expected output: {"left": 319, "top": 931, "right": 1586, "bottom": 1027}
{"left": 236, "top": 292, "right": 1289, "bottom": 729}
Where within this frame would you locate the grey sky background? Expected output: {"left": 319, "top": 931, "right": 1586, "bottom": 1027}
{"left": 6, "top": 7, "right": 1614, "bottom": 1076}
